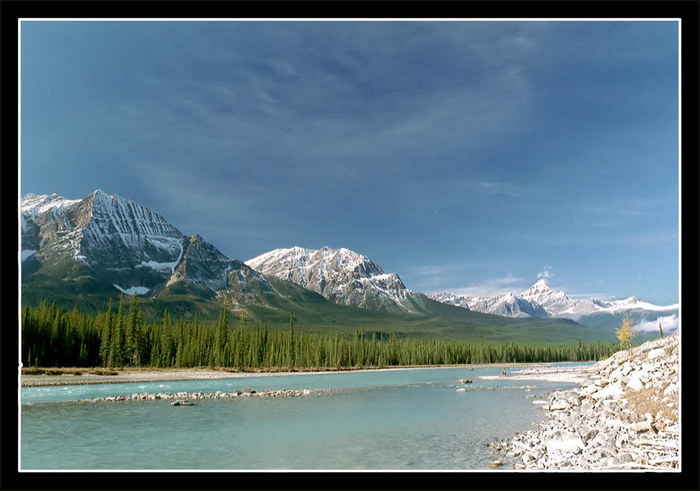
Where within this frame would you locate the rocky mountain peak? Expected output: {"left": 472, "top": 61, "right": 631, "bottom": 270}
{"left": 20, "top": 190, "right": 235, "bottom": 296}
{"left": 246, "top": 246, "right": 424, "bottom": 313}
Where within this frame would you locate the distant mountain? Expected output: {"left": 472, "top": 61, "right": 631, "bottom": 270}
{"left": 518, "top": 279, "right": 577, "bottom": 316}
{"left": 429, "top": 279, "right": 678, "bottom": 331}
{"left": 245, "top": 246, "right": 432, "bottom": 314}
{"left": 20, "top": 190, "right": 612, "bottom": 343}
{"left": 430, "top": 291, "right": 548, "bottom": 318}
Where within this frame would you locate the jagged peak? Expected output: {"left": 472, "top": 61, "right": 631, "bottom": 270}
{"left": 89, "top": 188, "right": 116, "bottom": 203}
{"left": 21, "top": 192, "right": 80, "bottom": 217}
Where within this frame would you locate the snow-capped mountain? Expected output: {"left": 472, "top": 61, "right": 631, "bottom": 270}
{"left": 245, "top": 246, "right": 429, "bottom": 313}
{"left": 429, "top": 291, "right": 547, "bottom": 318}
{"left": 429, "top": 292, "right": 472, "bottom": 310}
{"left": 20, "top": 190, "right": 435, "bottom": 318}
{"left": 470, "top": 292, "right": 549, "bottom": 318}
{"left": 21, "top": 190, "right": 232, "bottom": 294}
{"left": 518, "top": 279, "right": 576, "bottom": 316}
{"left": 516, "top": 280, "right": 678, "bottom": 319}
{"left": 430, "top": 278, "right": 678, "bottom": 327}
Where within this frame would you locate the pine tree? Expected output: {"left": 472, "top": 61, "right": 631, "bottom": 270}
{"left": 113, "top": 294, "right": 126, "bottom": 366}
{"left": 215, "top": 309, "right": 229, "bottom": 367}
{"left": 288, "top": 311, "right": 295, "bottom": 367}
{"left": 127, "top": 295, "right": 145, "bottom": 367}
{"left": 160, "top": 310, "right": 173, "bottom": 367}
{"left": 99, "top": 298, "right": 114, "bottom": 367}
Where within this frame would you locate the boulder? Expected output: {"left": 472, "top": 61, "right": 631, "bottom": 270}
{"left": 591, "top": 381, "right": 624, "bottom": 400}
{"left": 630, "top": 421, "right": 654, "bottom": 433}
{"left": 170, "top": 399, "right": 194, "bottom": 406}
{"left": 617, "top": 452, "right": 634, "bottom": 463}
{"left": 549, "top": 399, "right": 569, "bottom": 411}
{"left": 545, "top": 431, "right": 585, "bottom": 454}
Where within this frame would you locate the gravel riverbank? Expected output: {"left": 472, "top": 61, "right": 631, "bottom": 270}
{"left": 20, "top": 368, "right": 299, "bottom": 387}
{"left": 20, "top": 363, "right": 551, "bottom": 387}
{"left": 490, "top": 332, "right": 680, "bottom": 470}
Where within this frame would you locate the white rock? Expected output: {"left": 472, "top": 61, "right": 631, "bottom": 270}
{"left": 647, "top": 348, "right": 665, "bottom": 360}
{"left": 545, "top": 431, "right": 585, "bottom": 454}
{"left": 591, "top": 381, "right": 624, "bottom": 400}
{"left": 626, "top": 374, "right": 644, "bottom": 391}
{"left": 549, "top": 399, "right": 569, "bottom": 411}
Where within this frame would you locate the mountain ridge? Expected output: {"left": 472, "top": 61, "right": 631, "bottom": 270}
{"left": 19, "top": 189, "right": 615, "bottom": 343}
{"left": 245, "top": 246, "right": 432, "bottom": 314}
{"left": 429, "top": 279, "right": 678, "bottom": 332}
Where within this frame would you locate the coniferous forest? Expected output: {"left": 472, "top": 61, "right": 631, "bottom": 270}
{"left": 21, "top": 297, "right": 619, "bottom": 370}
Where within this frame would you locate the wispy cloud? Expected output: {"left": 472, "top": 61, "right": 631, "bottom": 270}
{"left": 20, "top": 20, "right": 679, "bottom": 306}
{"left": 566, "top": 292, "right": 615, "bottom": 301}
{"left": 476, "top": 181, "right": 526, "bottom": 197}
{"left": 435, "top": 274, "right": 525, "bottom": 298}
{"left": 537, "top": 265, "right": 554, "bottom": 281}
{"left": 578, "top": 198, "right": 677, "bottom": 229}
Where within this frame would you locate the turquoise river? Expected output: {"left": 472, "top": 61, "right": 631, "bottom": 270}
{"left": 20, "top": 363, "right": 589, "bottom": 470}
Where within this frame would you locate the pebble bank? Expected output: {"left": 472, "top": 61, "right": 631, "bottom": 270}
{"left": 492, "top": 332, "right": 679, "bottom": 470}
{"left": 76, "top": 388, "right": 325, "bottom": 404}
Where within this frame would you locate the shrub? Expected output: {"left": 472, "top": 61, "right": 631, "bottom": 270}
{"left": 616, "top": 314, "right": 636, "bottom": 350}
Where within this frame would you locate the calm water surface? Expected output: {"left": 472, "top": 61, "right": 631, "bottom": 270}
{"left": 20, "top": 364, "right": 589, "bottom": 470}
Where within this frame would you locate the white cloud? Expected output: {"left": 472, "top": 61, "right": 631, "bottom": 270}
{"left": 537, "top": 266, "right": 554, "bottom": 281}
{"left": 634, "top": 314, "right": 679, "bottom": 333}
{"left": 567, "top": 292, "right": 615, "bottom": 301}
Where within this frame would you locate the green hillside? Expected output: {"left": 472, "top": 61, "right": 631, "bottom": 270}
{"left": 21, "top": 274, "right": 616, "bottom": 345}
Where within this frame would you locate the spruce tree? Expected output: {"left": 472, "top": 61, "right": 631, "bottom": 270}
{"left": 113, "top": 294, "right": 126, "bottom": 366}
{"left": 127, "top": 295, "right": 144, "bottom": 367}
{"left": 99, "top": 298, "right": 114, "bottom": 367}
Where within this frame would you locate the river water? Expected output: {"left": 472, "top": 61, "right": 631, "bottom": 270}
{"left": 20, "top": 364, "right": 588, "bottom": 470}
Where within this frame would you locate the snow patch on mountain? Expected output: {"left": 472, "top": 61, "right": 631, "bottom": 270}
{"left": 113, "top": 284, "right": 150, "bottom": 296}
{"left": 21, "top": 193, "right": 81, "bottom": 221}
{"left": 141, "top": 238, "right": 184, "bottom": 273}
{"left": 21, "top": 250, "right": 37, "bottom": 262}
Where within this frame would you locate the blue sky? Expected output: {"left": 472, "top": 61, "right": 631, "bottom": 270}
{"left": 20, "top": 20, "right": 679, "bottom": 305}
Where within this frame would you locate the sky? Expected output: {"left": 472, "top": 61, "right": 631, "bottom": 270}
{"left": 19, "top": 20, "right": 679, "bottom": 305}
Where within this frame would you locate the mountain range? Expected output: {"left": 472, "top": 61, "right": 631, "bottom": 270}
{"left": 20, "top": 189, "right": 671, "bottom": 342}
{"left": 429, "top": 279, "right": 678, "bottom": 332}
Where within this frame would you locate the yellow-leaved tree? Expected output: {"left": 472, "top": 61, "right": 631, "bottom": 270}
{"left": 616, "top": 314, "right": 636, "bottom": 350}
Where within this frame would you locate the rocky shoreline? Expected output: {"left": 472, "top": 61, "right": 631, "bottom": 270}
{"left": 491, "top": 332, "right": 679, "bottom": 470}
{"left": 77, "top": 387, "right": 325, "bottom": 404}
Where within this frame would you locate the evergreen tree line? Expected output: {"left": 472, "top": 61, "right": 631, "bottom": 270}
{"left": 21, "top": 298, "right": 619, "bottom": 369}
